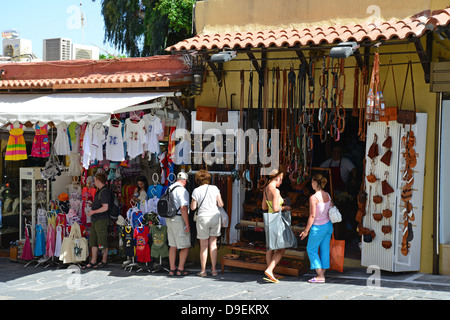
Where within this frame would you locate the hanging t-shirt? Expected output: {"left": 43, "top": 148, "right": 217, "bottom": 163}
{"left": 191, "top": 184, "right": 221, "bottom": 218}
{"left": 91, "top": 123, "right": 106, "bottom": 162}
{"left": 122, "top": 226, "right": 135, "bottom": 258}
{"left": 134, "top": 226, "right": 151, "bottom": 263}
{"left": 106, "top": 121, "right": 125, "bottom": 161}
{"left": 143, "top": 114, "right": 163, "bottom": 155}
{"left": 125, "top": 118, "right": 147, "bottom": 159}
{"left": 150, "top": 225, "right": 169, "bottom": 258}
{"left": 82, "top": 124, "right": 92, "bottom": 169}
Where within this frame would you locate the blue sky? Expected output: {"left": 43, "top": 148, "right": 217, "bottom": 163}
{"left": 1, "top": 0, "right": 121, "bottom": 59}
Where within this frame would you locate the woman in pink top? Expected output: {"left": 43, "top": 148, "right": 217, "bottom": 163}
{"left": 300, "top": 174, "right": 334, "bottom": 283}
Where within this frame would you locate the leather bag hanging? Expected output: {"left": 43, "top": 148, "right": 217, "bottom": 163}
{"left": 196, "top": 106, "right": 217, "bottom": 122}
{"left": 216, "top": 77, "right": 229, "bottom": 124}
{"left": 397, "top": 61, "right": 417, "bottom": 127}
{"left": 368, "top": 134, "right": 379, "bottom": 159}
{"left": 380, "top": 149, "right": 392, "bottom": 166}
{"left": 380, "top": 59, "right": 399, "bottom": 124}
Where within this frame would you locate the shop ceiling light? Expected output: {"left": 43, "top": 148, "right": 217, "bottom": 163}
{"left": 210, "top": 50, "right": 236, "bottom": 63}
{"left": 329, "top": 42, "right": 359, "bottom": 58}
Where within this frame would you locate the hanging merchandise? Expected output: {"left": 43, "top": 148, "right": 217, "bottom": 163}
{"left": 379, "top": 59, "right": 398, "bottom": 124}
{"left": 5, "top": 122, "right": 27, "bottom": 161}
{"left": 125, "top": 116, "right": 147, "bottom": 159}
{"left": 31, "top": 121, "right": 50, "bottom": 158}
{"left": 41, "top": 144, "right": 64, "bottom": 181}
{"left": 34, "top": 224, "right": 46, "bottom": 257}
{"left": 59, "top": 222, "right": 88, "bottom": 264}
{"left": 68, "top": 122, "right": 80, "bottom": 154}
{"left": 54, "top": 122, "right": 71, "bottom": 156}
{"left": 365, "top": 52, "right": 381, "bottom": 122}
{"left": 150, "top": 224, "right": 169, "bottom": 259}
{"left": 134, "top": 225, "right": 151, "bottom": 263}
{"left": 215, "top": 77, "right": 229, "bottom": 124}
{"left": 397, "top": 61, "right": 417, "bottom": 127}
{"left": 90, "top": 122, "right": 106, "bottom": 162}
{"left": 21, "top": 223, "right": 34, "bottom": 261}
{"left": 143, "top": 112, "right": 164, "bottom": 156}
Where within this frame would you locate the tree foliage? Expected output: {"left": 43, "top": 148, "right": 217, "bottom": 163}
{"left": 94, "top": 0, "right": 195, "bottom": 57}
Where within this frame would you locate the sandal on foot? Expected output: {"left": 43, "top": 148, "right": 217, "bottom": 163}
{"left": 197, "top": 271, "right": 207, "bottom": 277}
{"left": 95, "top": 262, "right": 108, "bottom": 268}
{"left": 264, "top": 271, "right": 279, "bottom": 283}
{"left": 82, "top": 262, "right": 97, "bottom": 269}
{"left": 168, "top": 269, "right": 177, "bottom": 276}
{"left": 308, "top": 277, "right": 325, "bottom": 283}
{"left": 177, "top": 269, "right": 189, "bottom": 276}
{"left": 211, "top": 270, "right": 219, "bottom": 277}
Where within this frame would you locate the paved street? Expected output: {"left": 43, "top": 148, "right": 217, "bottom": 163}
{"left": 1, "top": 257, "right": 450, "bottom": 303}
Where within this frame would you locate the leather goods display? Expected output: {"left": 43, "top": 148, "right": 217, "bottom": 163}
{"left": 380, "top": 59, "right": 399, "bottom": 124}
{"left": 368, "top": 134, "right": 379, "bottom": 159}
{"left": 380, "top": 150, "right": 392, "bottom": 166}
{"left": 215, "top": 77, "right": 229, "bottom": 124}
{"left": 397, "top": 61, "right": 417, "bottom": 127}
{"left": 196, "top": 106, "right": 217, "bottom": 122}
{"left": 380, "top": 127, "right": 392, "bottom": 166}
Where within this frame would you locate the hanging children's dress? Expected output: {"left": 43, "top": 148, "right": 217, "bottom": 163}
{"left": 54, "top": 122, "right": 71, "bottom": 156}
{"left": 34, "top": 224, "right": 46, "bottom": 257}
{"left": 46, "top": 224, "right": 56, "bottom": 257}
{"left": 54, "top": 225, "right": 63, "bottom": 258}
{"left": 134, "top": 225, "right": 151, "bottom": 263}
{"left": 21, "top": 226, "right": 34, "bottom": 260}
{"left": 31, "top": 122, "right": 50, "bottom": 158}
{"left": 5, "top": 123, "right": 27, "bottom": 161}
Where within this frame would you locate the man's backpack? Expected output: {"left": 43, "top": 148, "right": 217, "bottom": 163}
{"left": 157, "top": 185, "right": 181, "bottom": 218}
{"left": 98, "top": 188, "right": 120, "bottom": 220}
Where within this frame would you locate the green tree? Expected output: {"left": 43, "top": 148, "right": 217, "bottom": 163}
{"left": 94, "top": 0, "right": 195, "bottom": 57}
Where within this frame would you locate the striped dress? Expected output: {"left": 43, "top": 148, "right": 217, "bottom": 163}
{"left": 5, "top": 124, "right": 27, "bottom": 161}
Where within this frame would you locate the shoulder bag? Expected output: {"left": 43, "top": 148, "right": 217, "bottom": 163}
{"left": 397, "top": 60, "right": 416, "bottom": 127}
{"left": 380, "top": 59, "right": 398, "bottom": 124}
{"left": 193, "top": 185, "right": 209, "bottom": 221}
{"left": 326, "top": 192, "right": 342, "bottom": 224}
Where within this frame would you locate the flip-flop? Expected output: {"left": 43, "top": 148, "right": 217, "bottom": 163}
{"left": 264, "top": 271, "right": 279, "bottom": 283}
{"left": 82, "top": 262, "right": 97, "bottom": 269}
{"left": 308, "top": 277, "right": 325, "bottom": 283}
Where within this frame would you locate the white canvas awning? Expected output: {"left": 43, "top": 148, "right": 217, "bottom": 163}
{"left": 0, "top": 91, "right": 177, "bottom": 125}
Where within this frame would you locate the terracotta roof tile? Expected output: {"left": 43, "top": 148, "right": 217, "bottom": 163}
{"left": 0, "top": 55, "right": 191, "bottom": 91}
{"left": 166, "top": 8, "right": 450, "bottom": 51}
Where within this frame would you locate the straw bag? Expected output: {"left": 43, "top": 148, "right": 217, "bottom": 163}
{"left": 59, "top": 222, "right": 88, "bottom": 264}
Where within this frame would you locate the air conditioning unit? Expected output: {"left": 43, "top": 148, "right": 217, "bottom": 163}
{"left": 43, "top": 38, "right": 72, "bottom": 61}
{"left": 72, "top": 43, "right": 99, "bottom": 60}
{"left": 2, "top": 38, "right": 33, "bottom": 60}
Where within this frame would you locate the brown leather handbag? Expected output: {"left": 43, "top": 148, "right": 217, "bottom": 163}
{"left": 382, "top": 225, "right": 392, "bottom": 234}
{"left": 196, "top": 106, "right": 217, "bottom": 122}
{"left": 368, "top": 134, "right": 379, "bottom": 159}
{"left": 397, "top": 61, "right": 417, "bottom": 127}
{"left": 382, "top": 240, "right": 392, "bottom": 249}
{"left": 380, "top": 60, "right": 399, "bottom": 124}
{"left": 380, "top": 150, "right": 392, "bottom": 166}
{"left": 382, "top": 179, "right": 394, "bottom": 196}
{"left": 215, "top": 78, "right": 229, "bottom": 124}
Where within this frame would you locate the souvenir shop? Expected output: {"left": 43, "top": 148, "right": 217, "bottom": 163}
{"left": 0, "top": 92, "right": 194, "bottom": 270}
{"left": 170, "top": 31, "right": 436, "bottom": 275}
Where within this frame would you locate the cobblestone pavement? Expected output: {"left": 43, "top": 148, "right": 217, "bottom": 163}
{"left": 1, "top": 257, "right": 450, "bottom": 303}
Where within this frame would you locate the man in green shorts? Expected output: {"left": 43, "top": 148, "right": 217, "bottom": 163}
{"left": 84, "top": 172, "right": 112, "bottom": 269}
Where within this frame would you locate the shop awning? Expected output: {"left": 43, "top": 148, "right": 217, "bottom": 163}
{"left": 0, "top": 91, "right": 177, "bottom": 125}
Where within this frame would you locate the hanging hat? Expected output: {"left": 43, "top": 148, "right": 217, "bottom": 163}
{"left": 58, "top": 193, "right": 69, "bottom": 202}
